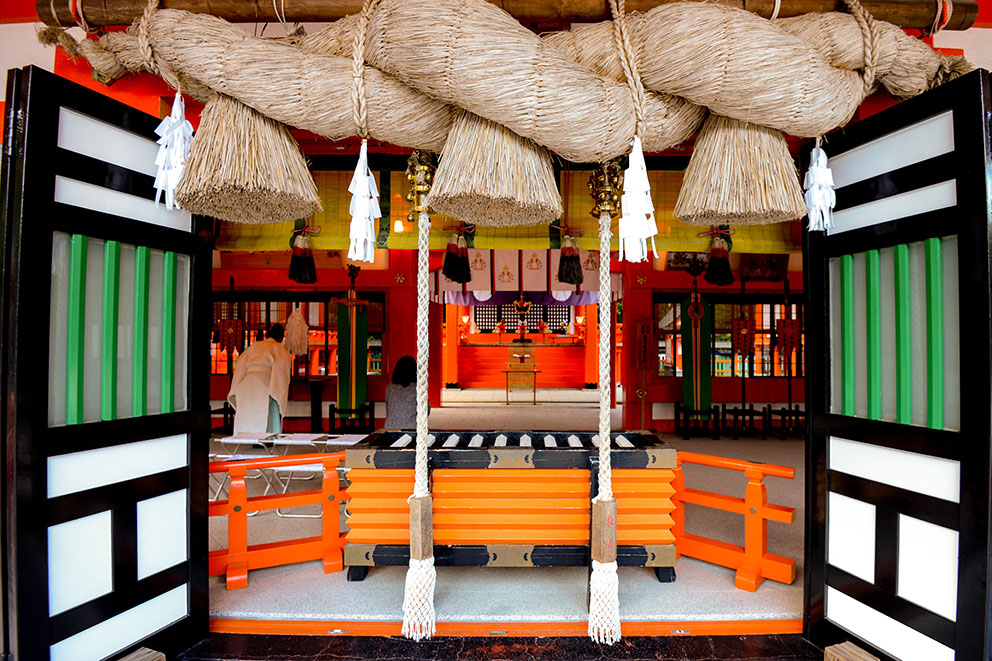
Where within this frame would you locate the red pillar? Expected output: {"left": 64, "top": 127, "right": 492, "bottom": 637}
{"left": 443, "top": 304, "right": 459, "bottom": 387}
{"left": 429, "top": 302, "right": 443, "bottom": 408}
{"left": 583, "top": 304, "right": 598, "bottom": 388}
{"left": 621, "top": 264, "right": 654, "bottom": 432}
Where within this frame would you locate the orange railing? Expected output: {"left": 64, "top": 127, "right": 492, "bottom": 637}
{"left": 209, "top": 452, "right": 349, "bottom": 590}
{"left": 672, "top": 451, "right": 796, "bottom": 592}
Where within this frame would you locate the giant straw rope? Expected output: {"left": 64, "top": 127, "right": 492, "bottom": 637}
{"left": 46, "top": 0, "right": 969, "bottom": 163}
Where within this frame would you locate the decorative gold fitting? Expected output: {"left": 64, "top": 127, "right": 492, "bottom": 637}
{"left": 406, "top": 151, "right": 437, "bottom": 214}
{"left": 588, "top": 159, "right": 624, "bottom": 219}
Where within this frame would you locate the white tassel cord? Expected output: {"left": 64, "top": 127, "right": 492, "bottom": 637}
{"left": 618, "top": 137, "right": 659, "bottom": 263}
{"left": 588, "top": 560, "right": 621, "bottom": 645}
{"left": 347, "top": 139, "right": 381, "bottom": 262}
{"left": 401, "top": 556, "right": 437, "bottom": 641}
{"left": 804, "top": 138, "right": 835, "bottom": 232}
{"left": 153, "top": 92, "right": 193, "bottom": 210}
{"left": 401, "top": 209, "right": 437, "bottom": 640}
{"left": 588, "top": 211, "right": 622, "bottom": 645}
{"left": 284, "top": 307, "right": 309, "bottom": 356}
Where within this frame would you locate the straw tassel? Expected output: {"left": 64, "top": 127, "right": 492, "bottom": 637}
{"left": 152, "top": 92, "right": 193, "bottom": 210}
{"left": 284, "top": 307, "right": 310, "bottom": 356}
{"left": 618, "top": 137, "right": 659, "bottom": 263}
{"left": 348, "top": 139, "right": 381, "bottom": 263}
{"left": 804, "top": 138, "right": 835, "bottom": 232}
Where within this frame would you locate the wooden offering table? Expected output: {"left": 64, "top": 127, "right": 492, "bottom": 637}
{"left": 343, "top": 431, "right": 677, "bottom": 582}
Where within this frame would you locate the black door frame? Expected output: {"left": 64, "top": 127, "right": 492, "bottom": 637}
{"left": 804, "top": 69, "right": 992, "bottom": 660}
{"left": 2, "top": 65, "right": 211, "bottom": 660}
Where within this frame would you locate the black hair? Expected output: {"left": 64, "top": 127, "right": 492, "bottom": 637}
{"left": 391, "top": 355, "right": 416, "bottom": 387}
{"left": 267, "top": 323, "right": 285, "bottom": 342}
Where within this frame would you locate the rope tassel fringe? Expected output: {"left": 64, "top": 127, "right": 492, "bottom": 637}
{"left": 401, "top": 556, "right": 437, "bottom": 641}
{"left": 588, "top": 560, "right": 622, "bottom": 645}
{"left": 348, "top": 139, "right": 381, "bottom": 262}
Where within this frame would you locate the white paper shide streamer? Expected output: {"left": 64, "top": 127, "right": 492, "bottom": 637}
{"left": 804, "top": 138, "right": 835, "bottom": 232}
{"left": 153, "top": 92, "right": 193, "bottom": 210}
{"left": 348, "top": 139, "right": 381, "bottom": 262}
{"left": 283, "top": 307, "right": 310, "bottom": 356}
{"left": 617, "top": 137, "right": 659, "bottom": 262}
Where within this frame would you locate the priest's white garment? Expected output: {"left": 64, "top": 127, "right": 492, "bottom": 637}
{"left": 226, "top": 338, "right": 293, "bottom": 434}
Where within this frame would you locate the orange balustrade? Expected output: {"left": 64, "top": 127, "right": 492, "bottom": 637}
{"left": 209, "top": 452, "right": 349, "bottom": 590}
{"left": 671, "top": 451, "right": 796, "bottom": 592}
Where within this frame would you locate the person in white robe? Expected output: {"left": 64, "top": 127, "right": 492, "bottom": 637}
{"left": 227, "top": 324, "right": 294, "bottom": 434}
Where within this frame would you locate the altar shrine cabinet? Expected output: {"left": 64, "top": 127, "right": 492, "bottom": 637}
{"left": 226, "top": 324, "right": 294, "bottom": 434}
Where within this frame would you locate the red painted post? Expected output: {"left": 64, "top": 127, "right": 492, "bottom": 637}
{"left": 226, "top": 466, "right": 249, "bottom": 590}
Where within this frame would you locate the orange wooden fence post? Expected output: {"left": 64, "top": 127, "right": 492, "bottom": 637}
{"left": 226, "top": 465, "right": 249, "bottom": 590}
{"left": 737, "top": 467, "right": 770, "bottom": 591}
{"left": 671, "top": 451, "right": 796, "bottom": 592}
{"left": 322, "top": 454, "right": 347, "bottom": 573}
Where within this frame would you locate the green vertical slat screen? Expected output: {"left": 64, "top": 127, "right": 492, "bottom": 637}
{"left": 101, "top": 241, "right": 121, "bottom": 421}
{"left": 840, "top": 254, "right": 855, "bottom": 416}
{"left": 925, "top": 238, "right": 944, "bottom": 429}
{"left": 865, "top": 250, "right": 882, "bottom": 420}
{"left": 161, "top": 251, "right": 177, "bottom": 414}
{"left": 66, "top": 235, "right": 88, "bottom": 425}
{"left": 133, "top": 245, "right": 150, "bottom": 417}
{"left": 893, "top": 244, "right": 912, "bottom": 424}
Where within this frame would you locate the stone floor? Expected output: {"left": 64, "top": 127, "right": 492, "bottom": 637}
{"left": 178, "top": 633, "right": 824, "bottom": 660}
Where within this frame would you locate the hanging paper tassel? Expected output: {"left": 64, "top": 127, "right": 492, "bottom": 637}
{"left": 804, "top": 138, "right": 835, "bottom": 232}
{"left": 284, "top": 307, "right": 310, "bottom": 356}
{"left": 289, "top": 232, "right": 318, "bottom": 284}
{"left": 558, "top": 235, "right": 583, "bottom": 285}
{"left": 348, "top": 139, "right": 381, "bottom": 263}
{"left": 617, "top": 137, "right": 659, "bottom": 263}
{"left": 704, "top": 225, "right": 734, "bottom": 287}
{"left": 153, "top": 92, "right": 194, "bottom": 210}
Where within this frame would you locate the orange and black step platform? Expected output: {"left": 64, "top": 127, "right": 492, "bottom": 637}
{"left": 343, "top": 431, "right": 677, "bottom": 582}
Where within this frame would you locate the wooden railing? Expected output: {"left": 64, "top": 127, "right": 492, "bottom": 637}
{"left": 672, "top": 451, "right": 796, "bottom": 591}
{"left": 209, "top": 452, "right": 349, "bottom": 590}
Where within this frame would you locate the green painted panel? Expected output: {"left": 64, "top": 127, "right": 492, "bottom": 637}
{"left": 925, "top": 238, "right": 943, "bottom": 429}
{"left": 101, "top": 241, "right": 121, "bottom": 421}
{"left": 161, "top": 251, "right": 177, "bottom": 414}
{"left": 865, "top": 250, "right": 882, "bottom": 420}
{"left": 894, "top": 244, "right": 912, "bottom": 425}
{"left": 133, "top": 245, "right": 150, "bottom": 417}
{"left": 66, "top": 235, "right": 87, "bottom": 425}
{"left": 840, "top": 254, "right": 855, "bottom": 417}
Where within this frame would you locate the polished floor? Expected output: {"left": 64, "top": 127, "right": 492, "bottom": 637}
{"left": 178, "top": 633, "right": 824, "bottom": 660}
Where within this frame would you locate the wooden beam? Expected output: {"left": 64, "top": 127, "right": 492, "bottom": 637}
{"left": 37, "top": 0, "right": 978, "bottom": 31}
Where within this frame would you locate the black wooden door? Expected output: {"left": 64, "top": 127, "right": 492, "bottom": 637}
{"left": 804, "top": 69, "right": 992, "bottom": 660}
{"left": 2, "top": 66, "right": 209, "bottom": 660}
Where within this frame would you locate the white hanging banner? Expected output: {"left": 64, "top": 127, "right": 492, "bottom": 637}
{"left": 493, "top": 250, "right": 518, "bottom": 291}
{"left": 549, "top": 249, "right": 569, "bottom": 292}
{"left": 580, "top": 250, "right": 600, "bottom": 290}
{"left": 466, "top": 249, "right": 491, "bottom": 291}
{"left": 521, "top": 249, "right": 547, "bottom": 291}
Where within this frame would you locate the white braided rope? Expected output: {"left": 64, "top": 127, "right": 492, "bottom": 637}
{"left": 595, "top": 211, "right": 613, "bottom": 502}
{"left": 413, "top": 209, "right": 431, "bottom": 497}
{"left": 401, "top": 208, "right": 436, "bottom": 641}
